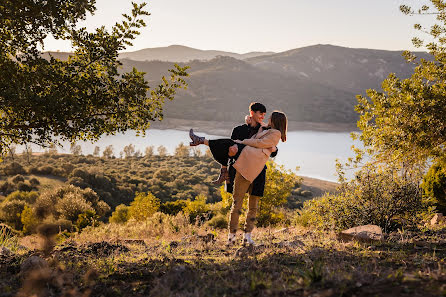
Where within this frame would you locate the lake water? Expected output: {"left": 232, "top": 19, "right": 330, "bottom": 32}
{"left": 19, "top": 129, "right": 361, "bottom": 182}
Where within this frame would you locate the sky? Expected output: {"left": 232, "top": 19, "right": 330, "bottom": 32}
{"left": 44, "top": 0, "right": 433, "bottom": 54}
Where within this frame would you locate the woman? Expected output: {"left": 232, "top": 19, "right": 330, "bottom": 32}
{"left": 189, "top": 111, "right": 287, "bottom": 245}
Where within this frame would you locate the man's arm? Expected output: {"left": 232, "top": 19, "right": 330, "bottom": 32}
{"left": 230, "top": 125, "right": 248, "bottom": 141}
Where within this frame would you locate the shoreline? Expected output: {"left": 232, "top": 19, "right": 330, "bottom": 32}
{"left": 150, "top": 118, "right": 359, "bottom": 136}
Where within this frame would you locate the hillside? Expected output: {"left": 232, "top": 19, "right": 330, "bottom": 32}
{"left": 41, "top": 44, "right": 431, "bottom": 131}
{"left": 118, "top": 44, "right": 274, "bottom": 62}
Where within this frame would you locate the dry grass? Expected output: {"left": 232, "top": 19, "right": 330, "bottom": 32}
{"left": 2, "top": 221, "right": 446, "bottom": 297}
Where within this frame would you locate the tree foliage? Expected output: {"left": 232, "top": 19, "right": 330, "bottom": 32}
{"left": 355, "top": 1, "right": 446, "bottom": 165}
{"left": 0, "top": 1, "right": 188, "bottom": 157}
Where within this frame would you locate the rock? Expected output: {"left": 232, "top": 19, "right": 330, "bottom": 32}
{"left": 430, "top": 213, "right": 444, "bottom": 226}
{"left": 0, "top": 246, "right": 11, "bottom": 256}
{"left": 20, "top": 256, "right": 48, "bottom": 275}
{"left": 338, "top": 225, "right": 383, "bottom": 242}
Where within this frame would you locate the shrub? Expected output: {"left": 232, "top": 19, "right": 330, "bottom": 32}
{"left": 17, "top": 182, "right": 33, "bottom": 192}
{"left": 11, "top": 174, "right": 25, "bottom": 184}
{"left": 29, "top": 177, "right": 40, "bottom": 186}
{"left": 207, "top": 213, "right": 228, "bottom": 229}
{"left": 36, "top": 185, "right": 109, "bottom": 223}
{"left": 0, "top": 181, "right": 15, "bottom": 196}
{"left": 76, "top": 210, "right": 99, "bottom": 230}
{"left": 21, "top": 205, "right": 39, "bottom": 234}
{"left": 297, "top": 165, "right": 427, "bottom": 232}
{"left": 422, "top": 158, "right": 446, "bottom": 213}
{"left": 109, "top": 204, "right": 129, "bottom": 224}
{"left": 37, "top": 165, "right": 55, "bottom": 175}
{"left": 56, "top": 192, "right": 95, "bottom": 221}
{"left": 4, "top": 191, "right": 38, "bottom": 204}
{"left": 128, "top": 192, "right": 160, "bottom": 221}
{"left": 183, "top": 195, "right": 211, "bottom": 223}
{"left": 0, "top": 200, "right": 27, "bottom": 230}
{"left": 159, "top": 200, "right": 188, "bottom": 215}
{"left": 3, "top": 162, "right": 25, "bottom": 175}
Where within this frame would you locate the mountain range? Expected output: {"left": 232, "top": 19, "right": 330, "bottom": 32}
{"left": 43, "top": 44, "right": 431, "bottom": 131}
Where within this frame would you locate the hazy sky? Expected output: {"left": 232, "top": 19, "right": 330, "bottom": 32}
{"left": 45, "top": 0, "right": 432, "bottom": 53}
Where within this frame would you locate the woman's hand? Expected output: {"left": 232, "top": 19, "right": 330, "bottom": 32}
{"left": 234, "top": 139, "right": 243, "bottom": 144}
{"left": 244, "top": 115, "right": 252, "bottom": 125}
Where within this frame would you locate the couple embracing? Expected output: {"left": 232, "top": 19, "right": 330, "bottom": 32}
{"left": 189, "top": 102, "right": 288, "bottom": 246}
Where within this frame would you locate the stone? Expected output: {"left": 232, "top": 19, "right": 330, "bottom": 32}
{"left": 430, "top": 213, "right": 444, "bottom": 226}
{"left": 20, "top": 256, "right": 48, "bottom": 275}
{"left": 338, "top": 225, "right": 383, "bottom": 242}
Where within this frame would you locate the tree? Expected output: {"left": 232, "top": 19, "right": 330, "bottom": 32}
{"left": 355, "top": 1, "right": 446, "bottom": 166}
{"left": 0, "top": 1, "right": 188, "bottom": 158}
{"left": 174, "top": 142, "right": 190, "bottom": 158}
{"left": 144, "top": 146, "right": 154, "bottom": 157}
{"left": 102, "top": 145, "right": 114, "bottom": 159}
{"left": 93, "top": 146, "right": 101, "bottom": 157}
{"left": 123, "top": 144, "right": 135, "bottom": 158}
{"left": 70, "top": 143, "right": 82, "bottom": 156}
{"left": 157, "top": 145, "right": 168, "bottom": 156}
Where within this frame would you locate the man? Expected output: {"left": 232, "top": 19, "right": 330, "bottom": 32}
{"left": 226, "top": 102, "right": 278, "bottom": 245}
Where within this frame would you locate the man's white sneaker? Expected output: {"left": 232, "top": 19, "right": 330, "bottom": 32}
{"left": 243, "top": 233, "right": 256, "bottom": 246}
{"left": 227, "top": 233, "right": 237, "bottom": 246}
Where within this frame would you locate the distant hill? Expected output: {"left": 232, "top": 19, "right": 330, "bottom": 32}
{"left": 41, "top": 44, "right": 431, "bottom": 130}
{"left": 247, "top": 44, "right": 431, "bottom": 94}
{"left": 118, "top": 45, "right": 275, "bottom": 62}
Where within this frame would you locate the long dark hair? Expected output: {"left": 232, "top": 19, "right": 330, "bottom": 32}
{"left": 270, "top": 111, "right": 287, "bottom": 142}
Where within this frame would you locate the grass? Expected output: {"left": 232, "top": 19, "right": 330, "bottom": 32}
{"left": 0, "top": 225, "right": 20, "bottom": 252}
{"left": 1, "top": 222, "right": 446, "bottom": 296}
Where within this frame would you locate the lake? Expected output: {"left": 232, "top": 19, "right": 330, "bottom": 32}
{"left": 19, "top": 129, "right": 361, "bottom": 182}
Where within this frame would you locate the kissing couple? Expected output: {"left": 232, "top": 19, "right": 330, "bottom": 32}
{"left": 189, "top": 102, "right": 287, "bottom": 246}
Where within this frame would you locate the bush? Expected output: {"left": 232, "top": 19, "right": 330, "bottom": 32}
{"left": 159, "top": 200, "right": 188, "bottom": 215}
{"left": 422, "top": 158, "right": 446, "bottom": 213}
{"left": 207, "top": 213, "right": 228, "bottom": 229}
{"left": 29, "top": 177, "right": 40, "bottom": 186}
{"left": 21, "top": 205, "right": 39, "bottom": 234}
{"left": 109, "top": 204, "right": 129, "bottom": 224}
{"left": 11, "top": 174, "right": 25, "bottom": 184}
{"left": 297, "top": 165, "right": 427, "bottom": 232}
{"left": 0, "top": 200, "right": 27, "bottom": 230}
{"left": 4, "top": 191, "right": 38, "bottom": 204}
{"left": 128, "top": 192, "right": 160, "bottom": 221}
{"left": 17, "top": 182, "right": 33, "bottom": 192}
{"left": 36, "top": 185, "right": 109, "bottom": 223}
{"left": 56, "top": 192, "right": 95, "bottom": 221}
{"left": 183, "top": 195, "right": 211, "bottom": 223}
{"left": 76, "top": 210, "right": 99, "bottom": 230}
{"left": 3, "top": 162, "right": 25, "bottom": 176}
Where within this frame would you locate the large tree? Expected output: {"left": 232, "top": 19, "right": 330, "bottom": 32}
{"left": 0, "top": 0, "right": 188, "bottom": 157}
{"left": 355, "top": 1, "right": 446, "bottom": 165}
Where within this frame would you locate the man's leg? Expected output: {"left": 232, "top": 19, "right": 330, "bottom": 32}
{"left": 228, "top": 171, "right": 251, "bottom": 235}
{"left": 244, "top": 194, "right": 260, "bottom": 233}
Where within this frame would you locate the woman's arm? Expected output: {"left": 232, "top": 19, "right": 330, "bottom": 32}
{"left": 235, "top": 130, "right": 281, "bottom": 149}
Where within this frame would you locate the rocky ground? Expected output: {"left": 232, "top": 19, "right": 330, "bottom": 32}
{"left": 1, "top": 226, "right": 446, "bottom": 297}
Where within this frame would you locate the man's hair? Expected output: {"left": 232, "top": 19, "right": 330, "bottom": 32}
{"left": 249, "top": 102, "right": 266, "bottom": 113}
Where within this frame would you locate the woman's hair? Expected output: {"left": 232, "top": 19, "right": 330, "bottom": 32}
{"left": 270, "top": 111, "right": 287, "bottom": 142}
